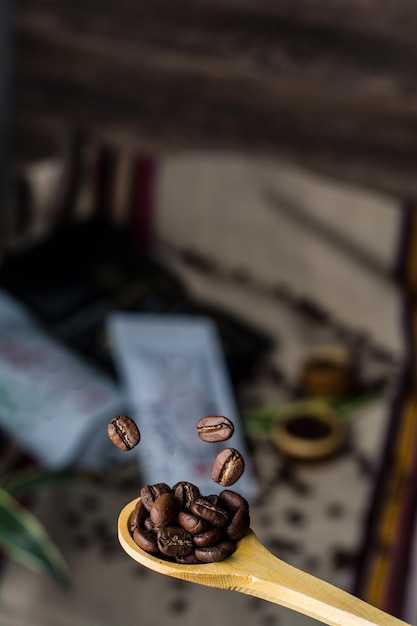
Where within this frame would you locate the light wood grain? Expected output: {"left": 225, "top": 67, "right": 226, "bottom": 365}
{"left": 118, "top": 498, "right": 409, "bottom": 626}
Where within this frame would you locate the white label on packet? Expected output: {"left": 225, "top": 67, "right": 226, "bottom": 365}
{"left": 108, "top": 314, "right": 258, "bottom": 501}
{"left": 0, "top": 290, "right": 124, "bottom": 468}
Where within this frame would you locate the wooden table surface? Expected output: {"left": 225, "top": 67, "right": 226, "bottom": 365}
{"left": 13, "top": 0, "right": 417, "bottom": 197}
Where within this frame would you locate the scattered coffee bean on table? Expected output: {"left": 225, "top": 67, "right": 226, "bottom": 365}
{"left": 107, "top": 415, "right": 141, "bottom": 451}
{"left": 196, "top": 415, "right": 235, "bottom": 443}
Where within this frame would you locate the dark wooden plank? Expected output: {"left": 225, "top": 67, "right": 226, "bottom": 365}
{"left": 12, "top": 0, "right": 417, "bottom": 195}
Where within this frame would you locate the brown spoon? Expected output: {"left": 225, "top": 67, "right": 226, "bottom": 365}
{"left": 118, "top": 498, "right": 409, "bottom": 626}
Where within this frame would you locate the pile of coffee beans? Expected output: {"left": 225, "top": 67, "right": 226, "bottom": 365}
{"left": 108, "top": 413, "right": 250, "bottom": 563}
{"left": 130, "top": 482, "right": 250, "bottom": 563}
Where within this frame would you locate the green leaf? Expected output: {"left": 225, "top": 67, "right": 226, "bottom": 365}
{"left": 0, "top": 487, "right": 71, "bottom": 588}
{"left": 243, "top": 399, "right": 332, "bottom": 438}
{"left": 0, "top": 468, "right": 82, "bottom": 497}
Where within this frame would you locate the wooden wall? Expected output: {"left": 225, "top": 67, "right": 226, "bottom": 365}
{"left": 13, "top": 0, "right": 417, "bottom": 196}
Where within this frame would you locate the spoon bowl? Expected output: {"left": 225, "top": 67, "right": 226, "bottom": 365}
{"left": 118, "top": 498, "right": 409, "bottom": 626}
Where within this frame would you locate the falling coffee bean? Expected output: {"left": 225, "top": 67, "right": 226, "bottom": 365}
{"left": 196, "top": 415, "right": 235, "bottom": 443}
{"left": 211, "top": 448, "right": 245, "bottom": 486}
{"left": 107, "top": 415, "right": 140, "bottom": 451}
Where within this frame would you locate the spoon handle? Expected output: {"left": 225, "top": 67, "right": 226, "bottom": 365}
{"left": 237, "top": 534, "right": 410, "bottom": 626}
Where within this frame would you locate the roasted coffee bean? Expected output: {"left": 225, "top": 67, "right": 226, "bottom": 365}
{"left": 157, "top": 527, "right": 194, "bottom": 557}
{"left": 191, "top": 498, "right": 229, "bottom": 527}
{"left": 130, "top": 499, "right": 148, "bottom": 532}
{"left": 129, "top": 477, "right": 249, "bottom": 565}
{"left": 107, "top": 415, "right": 140, "bottom": 451}
{"left": 141, "top": 483, "right": 172, "bottom": 512}
{"left": 218, "top": 540, "right": 236, "bottom": 557}
{"left": 212, "top": 448, "right": 245, "bottom": 486}
{"left": 224, "top": 507, "right": 251, "bottom": 541}
{"left": 175, "top": 552, "right": 202, "bottom": 564}
{"left": 150, "top": 493, "right": 180, "bottom": 528}
{"left": 178, "top": 511, "right": 207, "bottom": 535}
{"left": 219, "top": 490, "right": 249, "bottom": 513}
{"left": 144, "top": 517, "right": 158, "bottom": 533}
{"left": 192, "top": 526, "right": 223, "bottom": 547}
{"left": 196, "top": 415, "right": 234, "bottom": 443}
{"left": 206, "top": 494, "right": 221, "bottom": 506}
{"left": 173, "top": 482, "right": 200, "bottom": 510}
{"left": 133, "top": 527, "right": 158, "bottom": 553}
{"left": 195, "top": 541, "right": 236, "bottom": 563}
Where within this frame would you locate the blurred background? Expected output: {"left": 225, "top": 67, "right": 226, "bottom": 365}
{"left": 0, "top": 1, "right": 417, "bottom": 625}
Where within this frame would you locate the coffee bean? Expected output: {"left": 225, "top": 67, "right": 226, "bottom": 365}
{"left": 107, "top": 415, "right": 140, "bottom": 451}
{"left": 194, "top": 546, "right": 223, "bottom": 563}
{"left": 133, "top": 527, "right": 158, "bottom": 553}
{"left": 150, "top": 493, "right": 180, "bottom": 528}
{"left": 218, "top": 540, "right": 236, "bottom": 556}
{"left": 141, "top": 483, "right": 172, "bottom": 512}
{"left": 197, "top": 415, "right": 234, "bottom": 443}
{"left": 178, "top": 511, "right": 207, "bottom": 535}
{"left": 212, "top": 448, "right": 245, "bottom": 486}
{"left": 219, "top": 490, "right": 249, "bottom": 513}
{"left": 122, "top": 412, "right": 249, "bottom": 565}
{"left": 130, "top": 499, "right": 148, "bottom": 532}
{"left": 195, "top": 541, "right": 235, "bottom": 563}
{"left": 157, "top": 527, "right": 194, "bottom": 557}
{"left": 175, "top": 552, "right": 202, "bottom": 564}
{"left": 192, "top": 526, "right": 223, "bottom": 547}
{"left": 224, "top": 507, "right": 251, "bottom": 541}
{"left": 144, "top": 517, "right": 158, "bottom": 533}
{"left": 173, "top": 482, "right": 200, "bottom": 510}
{"left": 191, "top": 498, "right": 229, "bottom": 527}
{"left": 127, "top": 435, "right": 249, "bottom": 566}
{"left": 206, "top": 494, "right": 221, "bottom": 506}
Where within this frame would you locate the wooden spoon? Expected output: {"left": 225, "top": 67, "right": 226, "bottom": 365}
{"left": 118, "top": 498, "right": 409, "bottom": 626}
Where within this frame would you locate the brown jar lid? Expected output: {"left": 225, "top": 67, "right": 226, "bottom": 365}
{"left": 271, "top": 410, "right": 348, "bottom": 460}
{"left": 299, "top": 345, "right": 354, "bottom": 399}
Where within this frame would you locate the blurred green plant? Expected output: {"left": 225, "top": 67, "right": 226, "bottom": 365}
{"left": 243, "top": 389, "right": 383, "bottom": 439}
{"left": 0, "top": 468, "right": 78, "bottom": 588}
